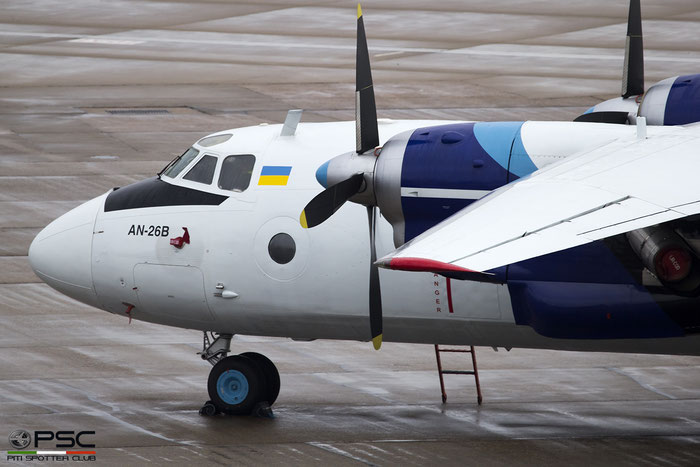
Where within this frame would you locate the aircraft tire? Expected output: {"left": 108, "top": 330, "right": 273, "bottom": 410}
{"left": 240, "top": 351, "right": 281, "bottom": 405}
{"left": 207, "top": 355, "right": 263, "bottom": 415}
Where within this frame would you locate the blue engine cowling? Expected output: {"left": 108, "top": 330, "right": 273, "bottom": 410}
{"left": 638, "top": 74, "right": 700, "bottom": 125}
{"left": 374, "top": 122, "right": 536, "bottom": 246}
{"left": 577, "top": 74, "right": 700, "bottom": 126}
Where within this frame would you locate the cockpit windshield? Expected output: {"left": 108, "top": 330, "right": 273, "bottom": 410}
{"left": 161, "top": 147, "right": 199, "bottom": 178}
{"left": 159, "top": 146, "right": 257, "bottom": 194}
{"left": 184, "top": 155, "right": 217, "bottom": 185}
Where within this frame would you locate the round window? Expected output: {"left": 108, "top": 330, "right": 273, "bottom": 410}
{"left": 268, "top": 233, "right": 296, "bottom": 264}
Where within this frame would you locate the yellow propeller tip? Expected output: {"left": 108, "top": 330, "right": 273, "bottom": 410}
{"left": 357, "top": 3, "right": 362, "bottom": 19}
{"left": 300, "top": 211, "right": 308, "bottom": 229}
{"left": 372, "top": 334, "right": 382, "bottom": 350}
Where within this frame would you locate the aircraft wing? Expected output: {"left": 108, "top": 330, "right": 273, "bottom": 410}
{"left": 378, "top": 128, "right": 700, "bottom": 276}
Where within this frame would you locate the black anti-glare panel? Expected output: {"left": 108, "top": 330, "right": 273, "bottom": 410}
{"left": 104, "top": 177, "right": 227, "bottom": 212}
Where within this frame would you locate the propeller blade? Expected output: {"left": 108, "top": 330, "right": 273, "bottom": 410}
{"left": 367, "top": 205, "right": 383, "bottom": 350}
{"left": 621, "top": 0, "right": 644, "bottom": 97}
{"left": 356, "top": 4, "right": 379, "bottom": 154}
{"left": 300, "top": 173, "right": 364, "bottom": 228}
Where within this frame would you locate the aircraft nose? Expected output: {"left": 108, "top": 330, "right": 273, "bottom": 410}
{"left": 28, "top": 195, "right": 104, "bottom": 307}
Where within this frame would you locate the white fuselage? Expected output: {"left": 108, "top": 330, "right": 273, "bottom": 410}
{"left": 29, "top": 119, "right": 700, "bottom": 356}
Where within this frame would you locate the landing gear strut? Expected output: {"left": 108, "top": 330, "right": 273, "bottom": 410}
{"left": 198, "top": 332, "right": 280, "bottom": 417}
{"left": 198, "top": 331, "right": 232, "bottom": 365}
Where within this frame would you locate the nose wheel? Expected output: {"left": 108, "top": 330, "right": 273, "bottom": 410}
{"left": 239, "top": 352, "right": 280, "bottom": 405}
{"left": 207, "top": 355, "right": 262, "bottom": 415}
{"left": 198, "top": 333, "right": 280, "bottom": 416}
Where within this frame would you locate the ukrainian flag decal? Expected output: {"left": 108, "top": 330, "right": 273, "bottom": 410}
{"left": 258, "top": 166, "right": 292, "bottom": 186}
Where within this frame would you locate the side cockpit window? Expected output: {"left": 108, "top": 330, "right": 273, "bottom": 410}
{"left": 161, "top": 147, "right": 199, "bottom": 178}
{"left": 218, "top": 155, "right": 256, "bottom": 192}
{"left": 183, "top": 155, "right": 217, "bottom": 184}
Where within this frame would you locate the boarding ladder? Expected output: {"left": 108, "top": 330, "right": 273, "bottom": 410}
{"left": 434, "top": 345, "right": 483, "bottom": 405}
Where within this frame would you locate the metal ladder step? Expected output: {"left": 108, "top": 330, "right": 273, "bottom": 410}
{"left": 434, "top": 344, "right": 483, "bottom": 405}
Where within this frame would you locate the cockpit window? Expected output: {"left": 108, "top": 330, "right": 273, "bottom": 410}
{"left": 218, "top": 155, "right": 256, "bottom": 192}
{"left": 183, "top": 155, "right": 217, "bottom": 184}
{"left": 161, "top": 147, "right": 199, "bottom": 178}
{"left": 198, "top": 134, "right": 232, "bottom": 147}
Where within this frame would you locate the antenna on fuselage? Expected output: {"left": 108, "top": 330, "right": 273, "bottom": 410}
{"left": 281, "top": 109, "right": 303, "bottom": 136}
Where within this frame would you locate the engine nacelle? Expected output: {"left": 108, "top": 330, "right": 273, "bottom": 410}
{"left": 319, "top": 121, "right": 640, "bottom": 248}
{"left": 638, "top": 74, "right": 700, "bottom": 125}
{"left": 580, "top": 96, "right": 640, "bottom": 124}
{"left": 372, "top": 121, "right": 636, "bottom": 247}
{"left": 626, "top": 225, "right": 700, "bottom": 294}
{"left": 375, "top": 122, "right": 544, "bottom": 247}
{"left": 318, "top": 122, "right": 535, "bottom": 247}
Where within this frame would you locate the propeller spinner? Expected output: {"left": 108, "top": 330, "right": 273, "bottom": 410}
{"left": 299, "top": 4, "right": 384, "bottom": 350}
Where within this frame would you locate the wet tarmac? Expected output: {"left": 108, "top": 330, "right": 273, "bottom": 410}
{"left": 2, "top": 1, "right": 700, "bottom": 465}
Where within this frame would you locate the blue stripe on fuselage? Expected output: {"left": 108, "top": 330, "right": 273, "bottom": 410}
{"left": 508, "top": 241, "right": 637, "bottom": 284}
{"left": 506, "top": 241, "right": 685, "bottom": 339}
{"left": 508, "top": 280, "right": 684, "bottom": 339}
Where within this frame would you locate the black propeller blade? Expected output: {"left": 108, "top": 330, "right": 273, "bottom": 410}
{"left": 356, "top": 3, "right": 379, "bottom": 154}
{"left": 622, "top": 0, "right": 644, "bottom": 98}
{"left": 299, "top": 4, "right": 384, "bottom": 350}
{"left": 367, "top": 205, "right": 382, "bottom": 349}
{"left": 299, "top": 4, "right": 380, "bottom": 229}
{"left": 300, "top": 173, "right": 364, "bottom": 229}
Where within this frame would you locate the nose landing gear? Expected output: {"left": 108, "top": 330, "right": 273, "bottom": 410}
{"left": 198, "top": 332, "right": 280, "bottom": 417}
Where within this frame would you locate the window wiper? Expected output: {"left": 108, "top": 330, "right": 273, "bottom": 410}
{"left": 158, "top": 154, "right": 182, "bottom": 178}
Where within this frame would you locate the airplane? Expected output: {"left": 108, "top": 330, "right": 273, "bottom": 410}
{"left": 27, "top": 2, "right": 700, "bottom": 417}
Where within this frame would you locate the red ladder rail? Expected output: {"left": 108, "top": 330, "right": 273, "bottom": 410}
{"left": 434, "top": 345, "right": 483, "bottom": 405}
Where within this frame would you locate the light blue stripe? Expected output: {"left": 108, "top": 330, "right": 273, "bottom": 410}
{"left": 509, "top": 128, "right": 538, "bottom": 178}
{"left": 473, "top": 122, "right": 537, "bottom": 178}
{"left": 261, "top": 166, "right": 292, "bottom": 176}
{"left": 473, "top": 122, "right": 521, "bottom": 172}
